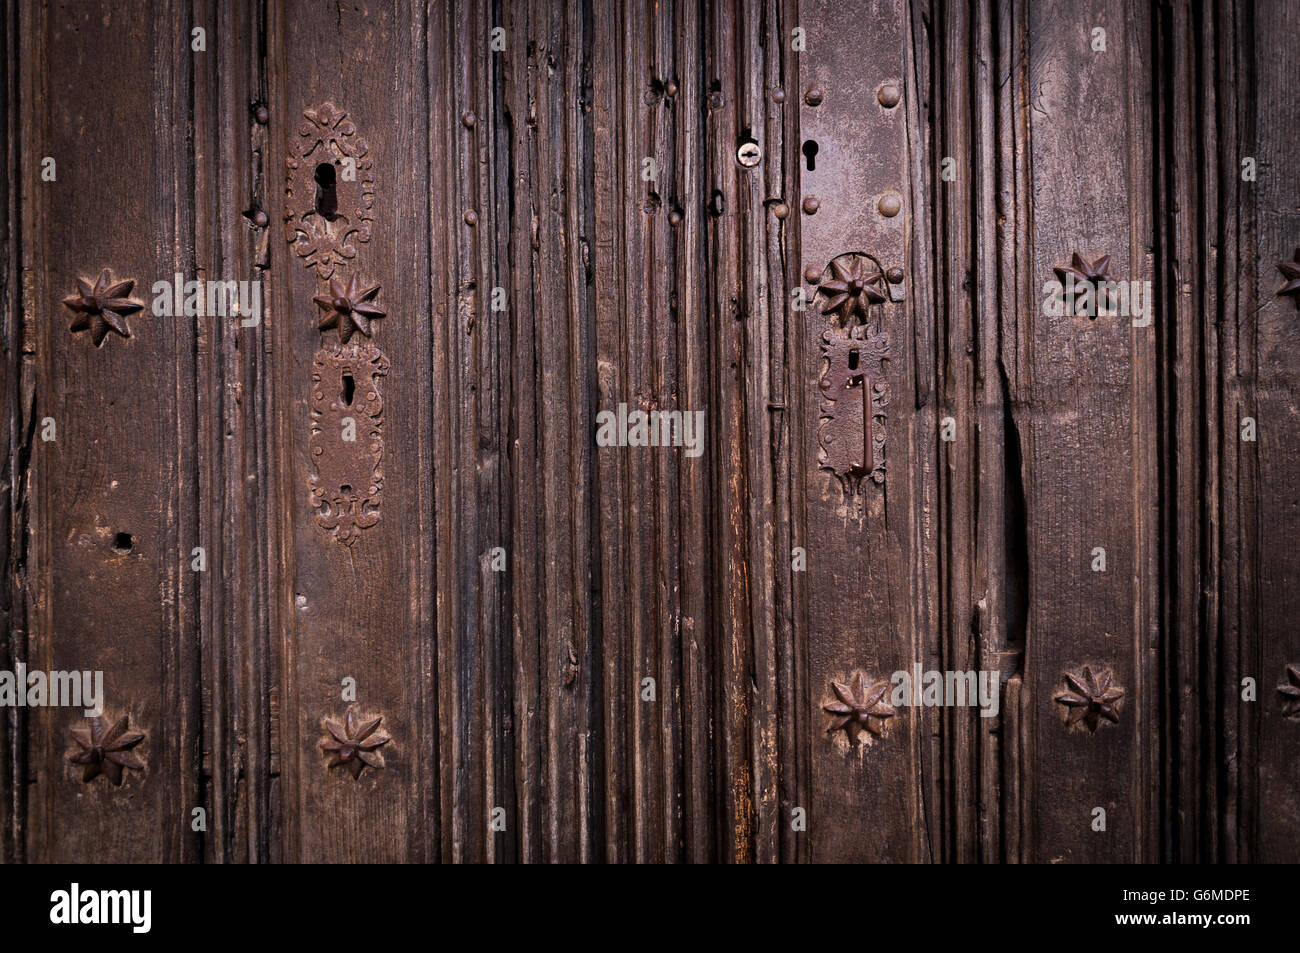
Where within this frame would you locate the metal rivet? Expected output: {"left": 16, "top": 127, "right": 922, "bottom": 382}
{"left": 464, "top": 210, "right": 478, "bottom": 226}
{"left": 887, "top": 267, "right": 904, "bottom": 284}
{"left": 804, "top": 265, "right": 822, "bottom": 284}
{"left": 771, "top": 88, "right": 786, "bottom": 103}
{"left": 462, "top": 111, "right": 477, "bottom": 128}
{"left": 878, "top": 194, "right": 901, "bottom": 217}
{"left": 254, "top": 104, "right": 269, "bottom": 125}
{"left": 252, "top": 210, "right": 269, "bottom": 228}
{"left": 803, "top": 197, "right": 820, "bottom": 215}
{"left": 668, "top": 208, "right": 683, "bottom": 226}
{"left": 804, "top": 86, "right": 823, "bottom": 106}
{"left": 665, "top": 80, "right": 679, "bottom": 98}
{"left": 773, "top": 203, "right": 789, "bottom": 220}
{"left": 737, "top": 141, "right": 761, "bottom": 168}
{"left": 877, "top": 83, "right": 901, "bottom": 108}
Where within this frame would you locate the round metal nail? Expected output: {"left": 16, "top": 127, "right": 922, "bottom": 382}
{"left": 877, "top": 83, "right": 901, "bottom": 108}
{"left": 878, "top": 194, "right": 901, "bottom": 217}
{"left": 251, "top": 210, "right": 269, "bottom": 228}
{"left": 771, "top": 88, "right": 786, "bottom": 103}
{"left": 254, "top": 105, "right": 269, "bottom": 125}
{"left": 773, "top": 202, "right": 789, "bottom": 220}
{"left": 668, "top": 208, "right": 683, "bottom": 226}
{"left": 462, "top": 111, "right": 477, "bottom": 128}
{"left": 804, "top": 86, "right": 824, "bottom": 106}
{"left": 464, "top": 209, "right": 478, "bottom": 226}
{"left": 737, "top": 141, "right": 762, "bottom": 168}
{"left": 887, "top": 267, "right": 904, "bottom": 284}
{"left": 665, "top": 80, "right": 679, "bottom": 97}
{"left": 804, "top": 265, "right": 822, "bottom": 284}
{"left": 803, "top": 197, "right": 820, "bottom": 215}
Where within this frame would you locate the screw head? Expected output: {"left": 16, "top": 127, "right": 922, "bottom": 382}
{"left": 802, "top": 197, "right": 820, "bottom": 215}
{"left": 464, "top": 209, "right": 478, "bottom": 226}
{"left": 878, "top": 194, "right": 901, "bottom": 217}
{"left": 737, "top": 141, "right": 761, "bottom": 168}
{"left": 804, "top": 86, "right": 824, "bottom": 106}
{"left": 804, "top": 265, "right": 822, "bottom": 284}
{"left": 773, "top": 202, "right": 789, "bottom": 220}
{"left": 887, "top": 267, "right": 904, "bottom": 284}
{"left": 877, "top": 83, "right": 901, "bottom": 108}
{"left": 251, "top": 209, "right": 269, "bottom": 228}
{"left": 254, "top": 104, "right": 269, "bottom": 125}
{"left": 462, "top": 111, "right": 477, "bottom": 128}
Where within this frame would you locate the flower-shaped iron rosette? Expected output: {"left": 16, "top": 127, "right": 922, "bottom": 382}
{"left": 314, "top": 274, "right": 385, "bottom": 344}
{"left": 1277, "top": 665, "right": 1300, "bottom": 718}
{"left": 824, "top": 671, "right": 896, "bottom": 746}
{"left": 321, "top": 707, "right": 391, "bottom": 779}
{"left": 68, "top": 712, "right": 146, "bottom": 785}
{"left": 1054, "top": 665, "right": 1124, "bottom": 733}
{"left": 1053, "top": 252, "right": 1117, "bottom": 318}
{"left": 62, "top": 269, "right": 144, "bottom": 347}
{"left": 816, "top": 254, "right": 889, "bottom": 329}
{"left": 1277, "top": 251, "right": 1300, "bottom": 309}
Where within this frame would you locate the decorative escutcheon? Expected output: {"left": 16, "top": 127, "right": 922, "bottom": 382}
{"left": 321, "top": 707, "right": 391, "bottom": 779}
{"left": 1054, "top": 665, "right": 1124, "bottom": 733}
{"left": 285, "top": 102, "right": 375, "bottom": 279}
{"left": 309, "top": 343, "right": 388, "bottom": 545}
{"left": 816, "top": 253, "right": 891, "bottom": 491}
{"left": 68, "top": 711, "right": 146, "bottom": 785}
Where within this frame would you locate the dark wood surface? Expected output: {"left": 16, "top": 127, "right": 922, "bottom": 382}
{"left": 1, "top": 0, "right": 1296, "bottom": 863}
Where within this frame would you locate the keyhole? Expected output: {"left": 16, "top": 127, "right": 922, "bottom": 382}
{"left": 112, "top": 532, "right": 134, "bottom": 554}
{"left": 803, "top": 139, "right": 819, "bottom": 172}
{"left": 314, "top": 162, "right": 339, "bottom": 220}
{"left": 341, "top": 373, "right": 356, "bottom": 407}
{"left": 848, "top": 347, "right": 860, "bottom": 371}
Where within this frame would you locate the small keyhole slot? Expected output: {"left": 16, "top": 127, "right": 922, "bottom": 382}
{"left": 314, "top": 162, "right": 339, "bottom": 220}
{"left": 803, "top": 139, "right": 819, "bottom": 172}
{"left": 848, "top": 347, "right": 860, "bottom": 371}
{"left": 341, "top": 373, "right": 356, "bottom": 407}
{"left": 112, "top": 532, "right": 134, "bottom": 554}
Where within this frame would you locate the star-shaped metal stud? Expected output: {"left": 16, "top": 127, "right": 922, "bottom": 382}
{"left": 68, "top": 712, "right": 146, "bottom": 785}
{"left": 62, "top": 269, "right": 143, "bottom": 346}
{"left": 1053, "top": 252, "right": 1115, "bottom": 318}
{"left": 817, "top": 256, "right": 888, "bottom": 325}
{"left": 321, "top": 707, "right": 391, "bottom": 779}
{"left": 313, "top": 275, "right": 385, "bottom": 343}
{"left": 1054, "top": 665, "right": 1123, "bottom": 732}
{"left": 824, "top": 671, "right": 895, "bottom": 745}
{"left": 1276, "top": 250, "right": 1300, "bottom": 309}
{"left": 1277, "top": 664, "right": 1300, "bottom": 718}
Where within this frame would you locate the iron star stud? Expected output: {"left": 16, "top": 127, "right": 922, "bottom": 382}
{"left": 63, "top": 269, "right": 144, "bottom": 346}
{"left": 1054, "top": 252, "right": 1115, "bottom": 318}
{"left": 314, "top": 274, "right": 385, "bottom": 344}
{"left": 321, "top": 707, "right": 391, "bottom": 779}
{"left": 1276, "top": 250, "right": 1300, "bottom": 309}
{"left": 818, "top": 255, "right": 888, "bottom": 326}
{"left": 824, "top": 671, "right": 895, "bottom": 745}
{"left": 1054, "top": 665, "right": 1124, "bottom": 733}
{"left": 68, "top": 713, "right": 146, "bottom": 785}
{"left": 1277, "top": 664, "right": 1300, "bottom": 718}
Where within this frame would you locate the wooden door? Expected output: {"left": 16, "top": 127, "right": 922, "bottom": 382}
{"left": 2, "top": 0, "right": 1297, "bottom": 864}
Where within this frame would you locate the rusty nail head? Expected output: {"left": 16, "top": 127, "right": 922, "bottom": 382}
{"left": 804, "top": 265, "right": 822, "bottom": 284}
{"left": 254, "top": 104, "right": 269, "bottom": 125}
{"left": 737, "top": 142, "right": 761, "bottom": 168}
{"left": 464, "top": 210, "right": 478, "bottom": 226}
{"left": 805, "top": 86, "right": 824, "bottom": 106}
{"left": 877, "top": 83, "right": 901, "bottom": 108}
{"left": 803, "top": 197, "right": 820, "bottom": 215}
{"left": 665, "top": 80, "right": 679, "bottom": 97}
{"left": 462, "top": 111, "right": 477, "bottom": 128}
{"left": 887, "top": 267, "right": 904, "bottom": 284}
{"left": 771, "top": 88, "right": 786, "bottom": 103}
{"left": 878, "top": 194, "right": 901, "bottom": 217}
{"left": 668, "top": 208, "right": 683, "bottom": 226}
{"left": 773, "top": 203, "right": 789, "bottom": 219}
{"left": 252, "top": 210, "right": 269, "bottom": 228}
